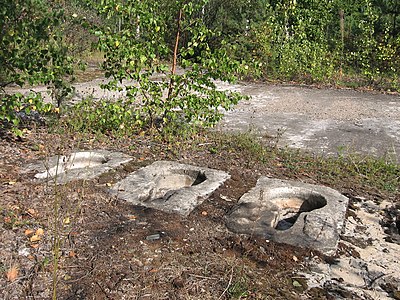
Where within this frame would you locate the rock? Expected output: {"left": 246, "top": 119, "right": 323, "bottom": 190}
{"left": 301, "top": 199, "right": 400, "bottom": 299}
{"left": 146, "top": 234, "right": 161, "bottom": 241}
{"left": 226, "top": 177, "right": 349, "bottom": 255}
{"left": 394, "top": 290, "right": 400, "bottom": 300}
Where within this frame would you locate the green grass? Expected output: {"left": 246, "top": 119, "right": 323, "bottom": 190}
{"left": 209, "top": 131, "right": 399, "bottom": 194}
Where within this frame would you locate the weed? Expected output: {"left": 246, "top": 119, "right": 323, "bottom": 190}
{"left": 345, "top": 154, "right": 399, "bottom": 192}
{"left": 214, "top": 131, "right": 271, "bottom": 163}
{"left": 50, "top": 154, "right": 63, "bottom": 300}
{"left": 40, "top": 257, "right": 52, "bottom": 271}
{"left": 228, "top": 274, "right": 250, "bottom": 299}
{"left": 37, "top": 145, "right": 91, "bottom": 299}
{"left": 2, "top": 207, "right": 35, "bottom": 229}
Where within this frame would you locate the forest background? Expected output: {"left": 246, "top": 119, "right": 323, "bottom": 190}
{"left": 1, "top": 0, "right": 400, "bottom": 135}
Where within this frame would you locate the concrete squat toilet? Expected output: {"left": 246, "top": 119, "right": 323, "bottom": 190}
{"left": 111, "top": 161, "right": 230, "bottom": 217}
{"left": 28, "top": 150, "right": 132, "bottom": 184}
{"left": 226, "top": 177, "right": 349, "bottom": 255}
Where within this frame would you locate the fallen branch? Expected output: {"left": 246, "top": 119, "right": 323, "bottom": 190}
{"left": 218, "top": 266, "right": 234, "bottom": 300}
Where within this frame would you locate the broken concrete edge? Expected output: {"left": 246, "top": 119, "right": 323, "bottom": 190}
{"left": 25, "top": 150, "right": 133, "bottom": 184}
{"left": 110, "top": 160, "right": 231, "bottom": 217}
{"left": 226, "top": 177, "right": 349, "bottom": 256}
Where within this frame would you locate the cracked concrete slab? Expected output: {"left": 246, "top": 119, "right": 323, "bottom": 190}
{"left": 226, "top": 177, "right": 349, "bottom": 255}
{"left": 216, "top": 83, "right": 400, "bottom": 161}
{"left": 301, "top": 200, "right": 400, "bottom": 299}
{"left": 26, "top": 150, "right": 132, "bottom": 184}
{"left": 110, "top": 161, "right": 230, "bottom": 217}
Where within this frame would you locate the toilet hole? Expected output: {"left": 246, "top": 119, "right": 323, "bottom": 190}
{"left": 66, "top": 152, "right": 108, "bottom": 170}
{"left": 273, "top": 193, "right": 327, "bottom": 230}
{"left": 149, "top": 170, "right": 206, "bottom": 201}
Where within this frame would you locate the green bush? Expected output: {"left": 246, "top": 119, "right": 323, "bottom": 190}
{"left": 62, "top": 98, "right": 138, "bottom": 136}
{"left": 0, "top": 92, "right": 54, "bottom": 136}
{"left": 86, "top": 0, "right": 247, "bottom": 133}
{"left": 0, "top": 0, "right": 74, "bottom": 136}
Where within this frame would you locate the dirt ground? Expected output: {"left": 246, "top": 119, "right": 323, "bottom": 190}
{"left": 0, "top": 128, "right": 398, "bottom": 299}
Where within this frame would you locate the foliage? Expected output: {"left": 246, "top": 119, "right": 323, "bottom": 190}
{"left": 345, "top": 0, "right": 400, "bottom": 86}
{"left": 203, "top": 0, "right": 400, "bottom": 89}
{"left": 87, "top": 0, "right": 247, "bottom": 132}
{"left": 203, "top": 0, "right": 269, "bottom": 77}
{"left": 3, "top": 0, "right": 400, "bottom": 138}
{"left": 61, "top": 0, "right": 102, "bottom": 57}
{"left": 0, "top": 92, "right": 54, "bottom": 136}
{"left": 62, "top": 98, "right": 137, "bottom": 136}
{"left": 0, "top": 0, "right": 74, "bottom": 136}
{"left": 228, "top": 275, "right": 250, "bottom": 298}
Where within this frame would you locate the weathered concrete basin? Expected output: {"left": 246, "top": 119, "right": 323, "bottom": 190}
{"left": 28, "top": 150, "right": 132, "bottom": 184}
{"left": 226, "top": 177, "right": 349, "bottom": 255}
{"left": 111, "top": 161, "right": 230, "bottom": 216}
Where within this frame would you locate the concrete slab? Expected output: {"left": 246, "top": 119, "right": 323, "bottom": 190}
{"left": 226, "top": 177, "right": 349, "bottom": 255}
{"left": 301, "top": 200, "right": 400, "bottom": 299}
{"left": 27, "top": 150, "right": 132, "bottom": 184}
{"left": 216, "top": 82, "right": 400, "bottom": 161}
{"left": 111, "top": 161, "right": 230, "bottom": 217}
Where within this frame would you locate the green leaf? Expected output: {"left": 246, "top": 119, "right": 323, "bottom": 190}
{"left": 292, "top": 280, "right": 302, "bottom": 288}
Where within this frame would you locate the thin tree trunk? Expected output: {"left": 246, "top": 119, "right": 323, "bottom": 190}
{"left": 339, "top": 9, "right": 345, "bottom": 77}
{"left": 167, "top": 8, "right": 183, "bottom": 101}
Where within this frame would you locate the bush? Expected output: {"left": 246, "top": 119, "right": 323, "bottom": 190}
{"left": 0, "top": 92, "right": 54, "bottom": 136}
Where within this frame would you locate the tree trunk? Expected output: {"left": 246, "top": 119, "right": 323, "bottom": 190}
{"left": 167, "top": 8, "right": 183, "bottom": 102}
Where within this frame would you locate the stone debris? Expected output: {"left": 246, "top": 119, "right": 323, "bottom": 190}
{"left": 301, "top": 200, "right": 400, "bottom": 299}
{"left": 145, "top": 233, "right": 162, "bottom": 241}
